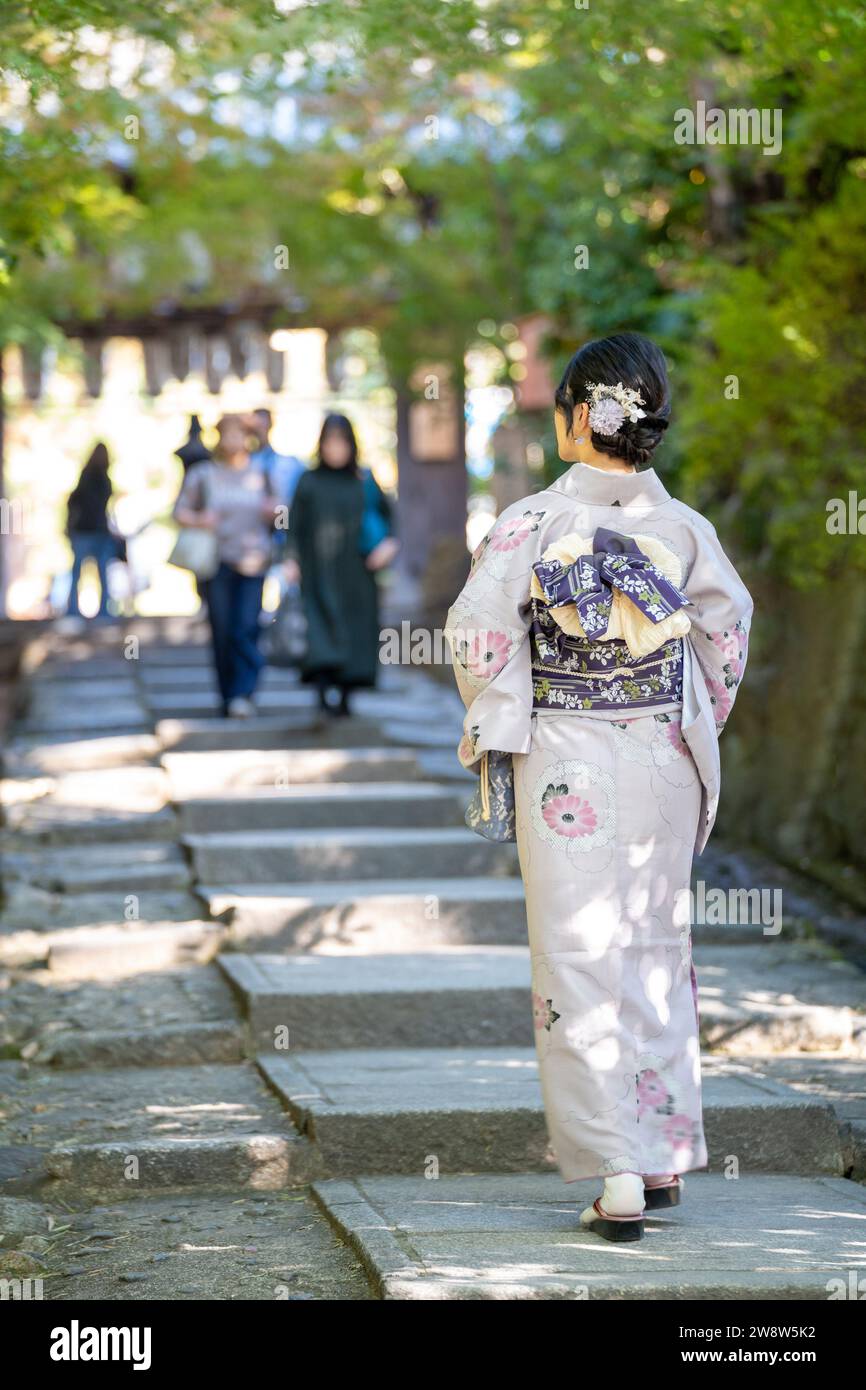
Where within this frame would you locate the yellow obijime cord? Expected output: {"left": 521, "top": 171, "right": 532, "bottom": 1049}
{"left": 480, "top": 750, "right": 491, "bottom": 819}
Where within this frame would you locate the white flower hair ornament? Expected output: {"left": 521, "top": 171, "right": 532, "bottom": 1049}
{"left": 586, "top": 381, "right": 647, "bottom": 437}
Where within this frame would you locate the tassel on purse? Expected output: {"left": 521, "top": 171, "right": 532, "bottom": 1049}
{"left": 465, "top": 749, "right": 516, "bottom": 843}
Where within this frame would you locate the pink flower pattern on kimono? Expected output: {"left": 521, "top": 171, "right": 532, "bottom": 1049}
{"left": 636, "top": 1069, "right": 671, "bottom": 1114}
{"left": 457, "top": 731, "right": 476, "bottom": 766}
{"left": 634, "top": 1054, "right": 701, "bottom": 1166}
{"left": 530, "top": 759, "right": 616, "bottom": 856}
{"left": 541, "top": 790, "right": 598, "bottom": 838}
{"left": 532, "top": 991, "right": 561, "bottom": 1031}
{"left": 705, "top": 674, "right": 734, "bottom": 728}
{"left": 487, "top": 509, "right": 546, "bottom": 553}
{"left": 462, "top": 628, "right": 511, "bottom": 680}
{"left": 701, "top": 619, "right": 749, "bottom": 731}
{"left": 663, "top": 716, "right": 689, "bottom": 758}
{"left": 662, "top": 1114, "right": 698, "bottom": 1148}
{"left": 709, "top": 619, "right": 749, "bottom": 679}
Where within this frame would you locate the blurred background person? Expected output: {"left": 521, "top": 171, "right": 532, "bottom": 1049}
{"left": 174, "top": 413, "right": 212, "bottom": 474}
{"left": 65, "top": 442, "right": 115, "bottom": 620}
{"left": 247, "top": 407, "right": 307, "bottom": 585}
{"left": 173, "top": 413, "right": 280, "bottom": 718}
{"left": 247, "top": 408, "right": 306, "bottom": 513}
{"left": 173, "top": 413, "right": 214, "bottom": 609}
{"left": 288, "top": 412, "right": 398, "bottom": 718}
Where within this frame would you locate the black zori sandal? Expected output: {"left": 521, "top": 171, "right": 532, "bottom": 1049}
{"left": 643, "top": 1176, "right": 682, "bottom": 1210}
{"left": 584, "top": 1197, "right": 645, "bottom": 1243}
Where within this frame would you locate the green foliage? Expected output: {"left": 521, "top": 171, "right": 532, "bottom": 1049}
{"left": 1, "top": 0, "right": 865, "bottom": 583}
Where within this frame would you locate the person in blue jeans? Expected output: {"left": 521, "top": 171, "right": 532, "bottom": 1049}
{"left": 66, "top": 442, "right": 115, "bottom": 618}
{"left": 173, "top": 415, "right": 280, "bottom": 717}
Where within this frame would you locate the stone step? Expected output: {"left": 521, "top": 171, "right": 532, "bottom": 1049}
{"left": 13, "top": 1064, "right": 319, "bottom": 1197}
{"left": 0, "top": 888, "right": 206, "bottom": 968}
{"left": 30, "top": 657, "right": 138, "bottom": 682}
{"left": 138, "top": 664, "right": 302, "bottom": 690}
{"left": 0, "top": 766, "right": 173, "bottom": 848}
{"left": 35, "top": 1189, "right": 372, "bottom": 1301}
{"left": 2, "top": 841, "right": 189, "bottom": 896}
{"left": 148, "top": 690, "right": 316, "bottom": 720}
{"left": 186, "top": 828, "right": 518, "bottom": 885}
{"left": 312, "top": 1171, "right": 866, "bottom": 1300}
{"left": 162, "top": 746, "right": 424, "bottom": 798}
{"left": 383, "top": 721, "right": 465, "bottom": 748}
{"left": 135, "top": 644, "right": 214, "bottom": 668}
{"left": 43, "top": 1019, "right": 245, "bottom": 1069}
{"left": 156, "top": 715, "right": 393, "bottom": 753}
{"left": 220, "top": 946, "right": 863, "bottom": 1056}
{"left": 3, "top": 732, "right": 160, "bottom": 775}
{"left": 412, "top": 749, "right": 476, "bottom": 782}
{"left": 14, "top": 701, "right": 149, "bottom": 737}
{"left": 0, "top": 834, "right": 189, "bottom": 900}
{"left": 178, "top": 782, "right": 465, "bottom": 834}
{"left": 693, "top": 943, "right": 866, "bottom": 1054}
{"left": 205, "top": 877, "right": 527, "bottom": 951}
{"left": 259, "top": 1048, "right": 845, "bottom": 1178}
{"left": 737, "top": 1055, "right": 866, "bottom": 1181}
{"left": 220, "top": 947, "right": 530, "bottom": 1048}
{"left": 0, "top": 809, "right": 176, "bottom": 848}
{"left": 45, "top": 921, "right": 226, "bottom": 979}
{"left": 147, "top": 687, "right": 453, "bottom": 722}
{"left": 23, "top": 677, "right": 140, "bottom": 701}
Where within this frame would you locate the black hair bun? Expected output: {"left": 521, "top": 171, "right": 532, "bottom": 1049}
{"left": 596, "top": 413, "right": 669, "bottom": 468}
{"left": 556, "top": 332, "right": 672, "bottom": 470}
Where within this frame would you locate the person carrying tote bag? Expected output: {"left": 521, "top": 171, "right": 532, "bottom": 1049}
{"left": 173, "top": 415, "right": 280, "bottom": 717}
{"left": 169, "top": 467, "right": 219, "bottom": 580}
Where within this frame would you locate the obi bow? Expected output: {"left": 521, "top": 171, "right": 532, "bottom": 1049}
{"left": 531, "top": 527, "right": 689, "bottom": 638}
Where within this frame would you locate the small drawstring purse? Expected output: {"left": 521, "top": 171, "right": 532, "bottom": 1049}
{"left": 464, "top": 749, "right": 516, "bottom": 843}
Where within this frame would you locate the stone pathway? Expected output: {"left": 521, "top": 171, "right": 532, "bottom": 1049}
{"left": 1, "top": 618, "right": 865, "bottom": 1300}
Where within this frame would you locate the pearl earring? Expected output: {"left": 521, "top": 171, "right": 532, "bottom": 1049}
{"left": 575, "top": 435, "right": 586, "bottom": 445}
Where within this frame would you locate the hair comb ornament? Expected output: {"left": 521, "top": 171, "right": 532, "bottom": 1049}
{"left": 586, "top": 381, "right": 647, "bottom": 437}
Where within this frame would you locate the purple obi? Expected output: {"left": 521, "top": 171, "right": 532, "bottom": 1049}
{"left": 529, "top": 526, "right": 688, "bottom": 713}
{"left": 530, "top": 602, "right": 684, "bottom": 713}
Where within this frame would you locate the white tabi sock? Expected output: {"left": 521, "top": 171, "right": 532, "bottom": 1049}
{"left": 579, "top": 1172, "right": 645, "bottom": 1225}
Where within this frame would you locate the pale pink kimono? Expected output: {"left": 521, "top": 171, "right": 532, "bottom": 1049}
{"left": 445, "top": 461, "right": 753, "bottom": 1182}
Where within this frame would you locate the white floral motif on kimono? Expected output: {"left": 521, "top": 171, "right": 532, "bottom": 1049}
{"left": 611, "top": 712, "right": 694, "bottom": 780}
{"left": 461, "top": 508, "right": 547, "bottom": 595}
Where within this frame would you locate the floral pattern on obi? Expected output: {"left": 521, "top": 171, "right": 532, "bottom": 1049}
{"left": 530, "top": 601, "right": 684, "bottom": 712}
{"left": 533, "top": 527, "right": 689, "bottom": 637}
{"left": 530, "top": 526, "right": 692, "bottom": 661}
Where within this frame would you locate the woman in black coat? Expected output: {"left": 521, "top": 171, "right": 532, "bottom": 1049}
{"left": 289, "top": 414, "right": 397, "bottom": 716}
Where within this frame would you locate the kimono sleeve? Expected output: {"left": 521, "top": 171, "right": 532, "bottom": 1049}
{"left": 682, "top": 514, "right": 754, "bottom": 734}
{"left": 444, "top": 500, "right": 548, "bottom": 770}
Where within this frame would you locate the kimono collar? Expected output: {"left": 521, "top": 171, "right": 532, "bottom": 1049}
{"left": 550, "top": 460, "right": 671, "bottom": 508}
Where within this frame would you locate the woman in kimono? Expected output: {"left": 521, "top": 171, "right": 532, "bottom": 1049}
{"left": 289, "top": 414, "right": 397, "bottom": 716}
{"left": 445, "top": 332, "right": 753, "bottom": 1242}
